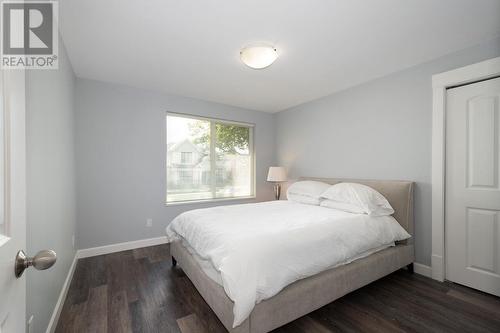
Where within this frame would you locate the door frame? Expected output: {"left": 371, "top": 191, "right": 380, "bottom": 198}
{"left": 431, "top": 56, "right": 500, "bottom": 281}
{"left": 0, "top": 68, "right": 27, "bottom": 331}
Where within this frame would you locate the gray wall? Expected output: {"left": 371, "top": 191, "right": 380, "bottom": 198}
{"left": 275, "top": 37, "right": 500, "bottom": 266}
{"left": 75, "top": 79, "right": 275, "bottom": 249}
{"left": 26, "top": 39, "right": 77, "bottom": 333}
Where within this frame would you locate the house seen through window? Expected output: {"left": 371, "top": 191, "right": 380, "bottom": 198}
{"left": 181, "top": 152, "right": 192, "bottom": 164}
{"left": 166, "top": 113, "right": 254, "bottom": 203}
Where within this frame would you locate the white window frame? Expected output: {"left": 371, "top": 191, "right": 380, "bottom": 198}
{"left": 166, "top": 112, "right": 256, "bottom": 205}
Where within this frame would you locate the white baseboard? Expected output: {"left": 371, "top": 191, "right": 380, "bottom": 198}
{"left": 76, "top": 236, "right": 169, "bottom": 259}
{"left": 413, "top": 262, "right": 432, "bottom": 278}
{"left": 45, "top": 254, "right": 78, "bottom": 333}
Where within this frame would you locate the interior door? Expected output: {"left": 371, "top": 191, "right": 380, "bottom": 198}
{"left": 445, "top": 76, "right": 500, "bottom": 296}
{"left": 0, "top": 70, "right": 26, "bottom": 332}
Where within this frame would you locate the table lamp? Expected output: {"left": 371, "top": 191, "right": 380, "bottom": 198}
{"left": 267, "top": 167, "right": 287, "bottom": 200}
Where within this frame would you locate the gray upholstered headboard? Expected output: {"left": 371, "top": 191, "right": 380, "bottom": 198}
{"left": 299, "top": 177, "right": 414, "bottom": 238}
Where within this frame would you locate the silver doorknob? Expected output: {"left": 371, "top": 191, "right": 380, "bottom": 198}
{"left": 15, "top": 249, "right": 57, "bottom": 278}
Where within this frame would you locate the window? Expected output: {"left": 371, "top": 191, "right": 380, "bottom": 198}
{"left": 166, "top": 113, "right": 254, "bottom": 203}
{"left": 179, "top": 169, "right": 193, "bottom": 184}
{"left": 180, "top": 152, "right": 192, "bottom": 164}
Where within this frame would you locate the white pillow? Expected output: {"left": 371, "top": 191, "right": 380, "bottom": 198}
{"left": 286, "top": 180, "right": 331, "bottom": 205}
{"left": 287, "top": 193, "right": 321, "bottom": 206}
{"left": 320, "top": 182, "right": 394, "bottom": 216}
{"left": 320, "top": 199, "right": 365, "bottom": 214}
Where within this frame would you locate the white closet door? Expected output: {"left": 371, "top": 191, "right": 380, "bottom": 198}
{"left": 445, "top": 76, "right": 500, "bottom": 296}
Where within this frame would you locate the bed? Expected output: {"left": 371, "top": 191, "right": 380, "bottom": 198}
{"left": 168, "top": 177, "right": 414, "bottom": 333}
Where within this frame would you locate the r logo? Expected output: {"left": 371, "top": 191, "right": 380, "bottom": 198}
{"left": 2, "top": 2, "right": 53, "bottom": 54}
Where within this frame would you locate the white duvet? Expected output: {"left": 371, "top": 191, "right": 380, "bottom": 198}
{"left": 166, "top": 201, "right": 410, "bottom": 327}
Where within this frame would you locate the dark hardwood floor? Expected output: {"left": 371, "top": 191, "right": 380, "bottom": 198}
{"left": 56, "top": 244, "right": 500, "bottom": 333}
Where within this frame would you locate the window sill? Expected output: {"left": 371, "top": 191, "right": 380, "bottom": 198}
{"left": 165, "top": 195, "right": 257, "bottom": 207}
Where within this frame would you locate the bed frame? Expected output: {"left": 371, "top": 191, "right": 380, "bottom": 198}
{"left": 170, "top": 177, "right": 415, "bottom": 333}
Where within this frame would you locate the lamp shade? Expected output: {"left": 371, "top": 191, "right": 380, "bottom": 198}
{"left": 267, "top": 167, "right": 287, "bottom": 182}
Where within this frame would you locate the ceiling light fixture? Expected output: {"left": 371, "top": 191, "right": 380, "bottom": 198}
{"left": 240, "top": 44, "right": 278, "bottom": 69}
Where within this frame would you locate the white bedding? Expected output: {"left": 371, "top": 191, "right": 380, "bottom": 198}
{"left": 166, "top": 201, "right": 410, "bottom": 327}
{"left": 182, "top": 238, "right": 394, "bottom": 287}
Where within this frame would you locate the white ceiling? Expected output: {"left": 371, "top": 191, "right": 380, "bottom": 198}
{"left": 60, "top": 0, "right": 500, "bottom": 112}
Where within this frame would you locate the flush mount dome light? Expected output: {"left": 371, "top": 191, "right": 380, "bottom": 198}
{"left": 240, "top": 45, "right": 278, "bottom": 69}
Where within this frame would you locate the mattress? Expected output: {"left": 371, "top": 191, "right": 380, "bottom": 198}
{"left": 166, "top": 200, "right": 411, "bottom": 327}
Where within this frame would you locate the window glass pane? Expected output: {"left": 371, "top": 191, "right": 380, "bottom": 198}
{"left": 166, "top": 114, "right": 254, "bottom": 203}
{"left": 214, "top": 123, "right": 252, "bottom": 198}
{"left": 166, "top": 115, "right": 211, "bottom": 202}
